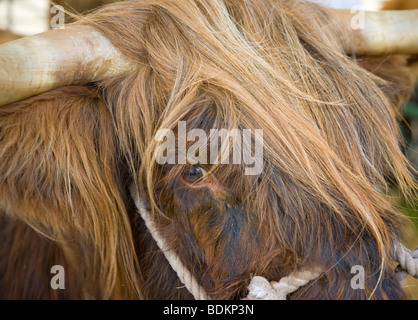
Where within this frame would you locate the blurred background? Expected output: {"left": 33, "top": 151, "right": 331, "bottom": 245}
{"left": 0, "top": 0, "right": 417, "bottom": 299}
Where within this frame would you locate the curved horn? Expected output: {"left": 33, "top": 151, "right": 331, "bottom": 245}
{"left": 328, "top": 9, "right": 418, "bottom": 56}
{"left": 0, "top": 25, "right": 134, "bottom": 106}
{"left": 2, "top": 9, "right": 417, "bottom": 106}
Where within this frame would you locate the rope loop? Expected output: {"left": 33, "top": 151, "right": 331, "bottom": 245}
{"left": 132, "top": 186, "right": 418, "bottom": 300}
{"left": 245, "top": 269, "right": 322, "bottom": 300}
{"left": 393, "top": 243, "right": 418, "bottom": 285}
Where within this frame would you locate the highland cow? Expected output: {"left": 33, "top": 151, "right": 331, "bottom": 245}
{"left": 0, "top": 0, "right": 417, "bottom": 300}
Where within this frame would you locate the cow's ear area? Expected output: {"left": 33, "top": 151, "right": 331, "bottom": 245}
{"left": 355, "top": 55, "right": 416, "bottom": 107}
{"left": 0, "top": 85, "right": 124, "bottom": 234}
{"left": 0, "top": 84, "right": 142, "bottom": 299}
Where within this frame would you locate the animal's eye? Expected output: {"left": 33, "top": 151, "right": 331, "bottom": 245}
{"left": 182, "top": 166, "right": 208, "bottom": 184}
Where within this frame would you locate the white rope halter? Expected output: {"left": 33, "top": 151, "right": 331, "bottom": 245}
{"left": 130, "top": 185, "right": 418, "bottom": 300}
{"left": 131, "top": 186, "right": 210, "bottom": 300}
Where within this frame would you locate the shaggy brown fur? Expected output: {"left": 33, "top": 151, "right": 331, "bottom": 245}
{"left": 0, "top": 0, "right": 417, "bottom": 300}
{"left": 0, "top": 30, "right": 21, "bottom": 44}
{"left": 383, "top": 0, "right": 418, "bottom": 10}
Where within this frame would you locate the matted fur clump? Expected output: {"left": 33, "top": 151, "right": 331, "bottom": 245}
{"left": 0, "top": 0, "right": 416, "bottom": 299}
